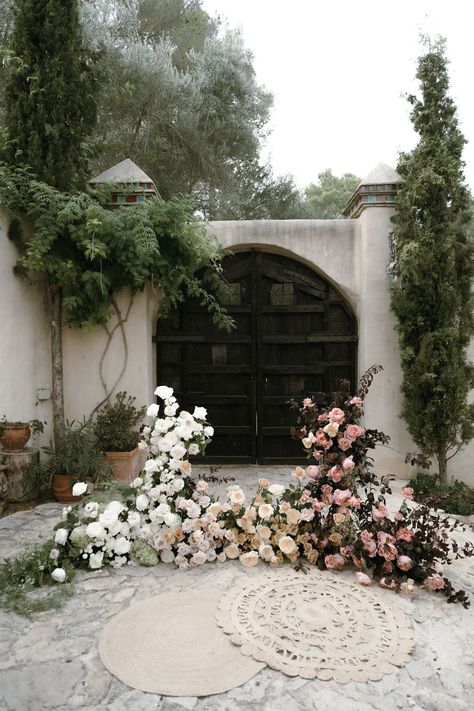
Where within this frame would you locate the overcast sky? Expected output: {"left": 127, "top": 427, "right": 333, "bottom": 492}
{"left": 202, "top": 0, "right": 474, "bottom": 190}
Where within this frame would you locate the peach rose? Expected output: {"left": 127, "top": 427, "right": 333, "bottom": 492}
{"left": 287, "top": 508, "right": 301, "bottom": 525}
{"left": 402, "top": 487, "right": 414, "bottom": 500}
{"left": 278, "top": 536, "right": 298, "bottom": 557}
{"left": 292, "top": 466, "right": 306, "bottom": 480}
{"left": 396, "top": 527, "right": 414, "bottom": 543}
{"left": 239, "top": 551, "right": 259, "bottom": 567}
{"left": 258, "top": 478, "right": 270, "bottom": 489}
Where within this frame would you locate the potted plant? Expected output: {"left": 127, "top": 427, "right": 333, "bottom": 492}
{"left": 94, "top": 392, "right": 146, "bottom": 482}
{"left": 40, "top": 419, "right": 112, "bottom": 502}
{"left": 0, "top": 418, "right": 45, "bottom": 452}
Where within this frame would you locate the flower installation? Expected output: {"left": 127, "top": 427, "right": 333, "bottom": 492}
{"left": 1, "top": 370, "right": 473, "bottom": 615}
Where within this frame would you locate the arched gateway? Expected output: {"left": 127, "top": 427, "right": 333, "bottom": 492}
{"left": 156, "top": 250, "right": 357, "bottom": 464}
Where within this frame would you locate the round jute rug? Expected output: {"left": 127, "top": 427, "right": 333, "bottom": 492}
{"left": 98, "top": 590, "right": 265, "bottom": 696}
{"left": 216, "top": 570, "right": 414, "bottom": 684}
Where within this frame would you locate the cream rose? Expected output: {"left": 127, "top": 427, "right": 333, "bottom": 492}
{"left": 239, "top": 551, "right": 259, "bottom": 567}
{"left": 258, "top": 503, "right": 274, "bottom": 520}
{"left": 278, "top": 536, "right": 298, "bottom": 556}
{"left": 286, "top": 508, "right": 301, "bottom": 525}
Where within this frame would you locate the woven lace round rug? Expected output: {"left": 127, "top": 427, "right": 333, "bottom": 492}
{"left": 215, "top": 570, "right": 414, "bottom": 683}
{"left": 98, "top": 590, "right": 265, "bottom": 695}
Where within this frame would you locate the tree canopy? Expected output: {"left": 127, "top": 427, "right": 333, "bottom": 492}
{"left": 390, "top": 37, "right": 474, "bottom": 483}
{"left": 302, "top": 170, "right": 360, "bottom": 219}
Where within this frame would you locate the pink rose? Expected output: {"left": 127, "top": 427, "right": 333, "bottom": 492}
{"left": 328, "top": 407, "right": 345, "bottom": 424}
{"left": 312, "top": 499, "right": 325, "bottom": 512}
{"left": 397, "top": 555, "right": 414, "bottom": 571}
{"left": 338, "top": 438, "right": 352, "bottom": 452}
{"left": 306, "top": 465, "right": 321, "bottom": 479}
{"left": 372, "top": 504, "right": 388, "bottom": 522}
{"left": 342, "top": 455, "right": 355, "bottom": 472}
{"left": 360, "top": 529, "right": 373, "bottom": 544}
{"left": 340, "top": 546, "right": 352, "bottom": 558}
{"left": 312, "top": 450, "right": 323, "bottom": 460}
{"left": 402, "top": 487, "right": 414, "bottom": 500}
{"left": 346, "top": 424, "right": 365, "bottom": 441}
{"left": 396, "top": 527, "right": 414, "bottom": 543}
{"left": 333, "top": 489, "right": 352, "bottom": 506}
{"left": 324, "top": 553, "right": 345, "bottom": 571}
{"left": 349, "top": 496, "right": 361, "bottom": 509}
{"left": 355, "top": 572, "right": 372, "bottom": 586}
{"left": 363, "top": 540, "right": 377, "bottom": 557}
{"left": 318, "top": 413, "right": 328, "bottom": 422}
{"left": 424, "top": 574, "right": 445, "bottom": 591}
{"left": 302, "top": 398, "right": 314, "bottom": 409}
{"left": 329, "top": 466, "right": 344, "bottom": 483}
{"left": 300, "top": 490, "right": 311, "bottom": 504}
{"left": 349, "top": 396, "right": 363, "bottom": 407}
{"left": 379, "top": 577, "right": 399, "bottom": 591}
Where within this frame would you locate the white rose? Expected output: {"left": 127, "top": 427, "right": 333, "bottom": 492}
{"left": 259, "top": 544, "right": 274, "bottom": 562}
{"left": 85, "top": 521, "right": 106, "bottom": 539}
{"left": 191, "top": 551, "right": 207, "bottom": 566}
{"left": 192, "top": 406, "right": 207, "bottom": 420}
{"left": 239, "top": 551, "right": 259, "bottom": 567}
{"left": 49, "top": 548, "right": 60, "bottom": 561}
{"left": 51, "top": 568, "right": 66, "bottom": 583}
{"left": 170, "top": 444, "right": 186, "bottom": 460}
{"left": 224, "top": 543, "right": 241, "bottom": 559}
{"left": 108, "top": 500, "right": 125, "bottom": 514}
{"left": 164, "top": 404, "right": 179, "bottom": 417}
{"left": 300, "top": 508, "right": 315, "bottom": 522}
{"left": 136, "top": 494, "right": 150, "bottom": 511}
{"left": 154, "top": 386, "right": 174, "bottom": 400}
{"left": 147, "top": 403, "right": 160, "bottom": 418}
{"left": 99, "top": 509, "right": 119, "bottom": 528}
{"left": 72, "top": 481, "right": 87, "bottom": 497}
{"left": 208, "top": 502, "right": 222, "bottom": 517}
{"left": 54, "top": 528, "right": 69, "bottom": 546}
{"left": 204, "top": 426, "right": 214, "bottom": 437}
{"left": 258, "top": 504, "right": 274, "bottom": 520}
{"left": 127, "top": 511, "right": 141, "bottom": 527}
{"left": 114, "top": 536, "right": 131, "bottom": 555}
{"left": 286, "top": 508, "right": 301, "bottom": 525}
{"left": 161, "top": 549, "right": 176, "bottom": 564}
{"left": 164, "top": 512, "right": 180, "bottom": 527}
{"left": 268, "top": 484, "right": 285, "bottom": 497}
{"left": 188, "top": 443, "right": 200, "bottom": 456}
{"left": 172, "top": 478, "right": 185, "bottom": 492}
{"left": 198, "top": 495, "right": 211, "bottom": 508}
{"left": 144, "top": 459, "right": 159, "bottom": 472}
{"left": 278, "top": 536, "right": 298, "bottom": 557}
{"left": 89, "top": 552, "right": 104, "bottom": 569}
{"left": 84, "top": 501, "right": 99, "bottom": 518}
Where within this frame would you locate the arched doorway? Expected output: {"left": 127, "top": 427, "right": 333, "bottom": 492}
{"left": 155, "top": 250, "right": 357, "bottom": 464}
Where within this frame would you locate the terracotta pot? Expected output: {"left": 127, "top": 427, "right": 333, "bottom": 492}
{"left": 0, "top": 425, "right": 31, "bottom": 452}
{"left": 105, "top": 447, "right": 142, "bottom": 482}
{"left": 52, "top": 473, "right": 83, "bottom": 503}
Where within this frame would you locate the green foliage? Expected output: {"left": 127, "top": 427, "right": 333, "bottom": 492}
{"left": 94, "top": 391, "right": 146, "bottom": 452}
{"left": 0, "top": 542, "right": 74, "bottom": 617}
{"left": 302, "top": 169, "right": 360, "bottom": 219}
{"left": 0, "top": 163, "right": 234, "bottom": 331}
{"left": 409, "top": 472, "right": 474, "bottom": 517}
{"left": 3, "top": 0, "right": 100, "bottom": 191}
{"left": 40, "top": 418, "right": 111, "bottom": 480}
{"left": 390, "top": 38, "right": 474, "bottom": 481}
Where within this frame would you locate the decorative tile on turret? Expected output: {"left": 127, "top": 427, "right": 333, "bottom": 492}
{"left": 89, "top": 158, "right": 159, "bottom": 207}
{"left": 343, "top": 162, "right": 402, "bottom": 219}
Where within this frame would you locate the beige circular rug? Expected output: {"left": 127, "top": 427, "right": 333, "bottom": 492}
{"left": 216, "top": 570, "right": 414, "bottom": 684}
{"left": 98, "top": 590, "right": 265, "bottom": 696}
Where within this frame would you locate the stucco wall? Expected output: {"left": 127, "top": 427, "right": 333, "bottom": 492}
{"left": 0, "top": 208, "right": 52, "bottom": 450}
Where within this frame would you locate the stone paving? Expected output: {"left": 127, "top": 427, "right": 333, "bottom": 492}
{"left": 0, "top": 466, "right": 474, "bottom": 711}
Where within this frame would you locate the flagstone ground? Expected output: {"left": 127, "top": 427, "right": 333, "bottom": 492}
{"left": 0, "top": 467, "right": 473, "bottom": 711}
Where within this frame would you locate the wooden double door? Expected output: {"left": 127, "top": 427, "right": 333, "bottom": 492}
{"left": 156, "top": 251, "right": 357, "bottom": 464}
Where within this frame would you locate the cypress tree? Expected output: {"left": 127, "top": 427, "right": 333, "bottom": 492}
{"left": 5, "top": 0, "right": 97, "bottom": 191}
{"left": 391, "top": 37, "right": 474, "bottom": 484}
{"left": 4, "top": 0, "right": 99, "bottom": 449}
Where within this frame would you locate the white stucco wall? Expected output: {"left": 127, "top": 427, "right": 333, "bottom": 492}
{"left": 2, "top": 203, "right": 474, "bottom": 483}
{"left": 0, "top": 208, "right": 52, "bottom": 449}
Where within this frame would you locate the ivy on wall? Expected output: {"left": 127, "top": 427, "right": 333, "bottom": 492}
{"left": 0, "top": 163, "right": 234, "bottom": 331}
